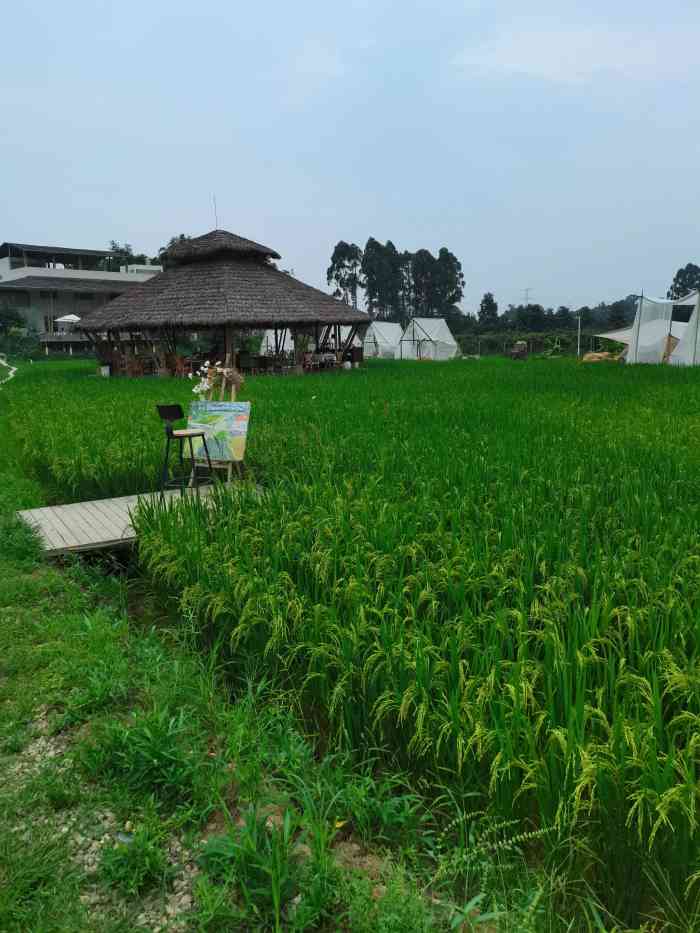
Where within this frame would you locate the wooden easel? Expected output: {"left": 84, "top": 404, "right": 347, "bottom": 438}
{"left": 200, "top": 365, "right": 245, "bottom": 483}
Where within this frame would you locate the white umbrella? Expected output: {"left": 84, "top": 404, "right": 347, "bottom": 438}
{"left": 55, "top": 313, "right": 81, "bottom": 323}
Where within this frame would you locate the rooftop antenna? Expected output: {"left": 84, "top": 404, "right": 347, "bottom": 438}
{"left": 212, "top": 194, "right": 219, "bottom": 229}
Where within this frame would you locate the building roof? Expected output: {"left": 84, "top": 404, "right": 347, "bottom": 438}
{"left": 0, "top": 242, "right": 114, "bottom": 259}
{"left": 82, "top": 229, "right": 368, "bottom": 332}
{"left": 164, "top": 230, "right": 281, "bottom": 265}
{"left": 0, "top": 276, "right": 139, "bottom": 294}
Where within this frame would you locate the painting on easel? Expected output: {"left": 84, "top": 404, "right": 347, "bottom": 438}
{"left": 188, "top": 401, "right": 251, "bottom": 462}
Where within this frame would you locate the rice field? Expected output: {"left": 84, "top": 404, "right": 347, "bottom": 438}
{"left": 8, "top": 357, "right": 700, "bottom": 923}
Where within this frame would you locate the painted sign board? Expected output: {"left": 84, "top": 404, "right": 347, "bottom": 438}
{"left": 188, "top": 401, "right": 251, "bottom": 462}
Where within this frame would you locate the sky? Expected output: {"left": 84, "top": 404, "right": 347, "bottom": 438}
{"left": 2, "top": 0, "right": 699, "bottom": 312}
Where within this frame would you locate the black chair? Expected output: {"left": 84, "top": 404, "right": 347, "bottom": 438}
{"left": 156, "top": 404, "right": 213, "bottom": 497}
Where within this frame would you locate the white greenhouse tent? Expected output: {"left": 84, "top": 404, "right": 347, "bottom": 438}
{"left": 340, "top": 325, "right": 362, "bottom": 349}
{"left": 400, "top": 318, "right": 460, "bottom": 360}
{"left": 263, "top": 326, "right": 360, "bottom": 355}
{"left": 262, "top": 328, "right": 294, "bottom": 354}
{"left": 363, "top": 322, "right": 402, "bottom": 359}
{"left": 596, "top": 291, "right": 700, "bottom": 365}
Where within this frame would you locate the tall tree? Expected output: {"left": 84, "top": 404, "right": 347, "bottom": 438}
{"left": 381, "top": 240, "right": 402, "bottom": 319}
{"left": 398, "top": 250, "right": 414, "bottom": 322}
{"left": 668, "top": 263, "right": 700, "bottom": 300}
{"left": 433, "top": 248, "right": 465, "bottom": 314}
{"left": 514, "top": 303, "right": 547, "bottom": 331}
{"left": 607, "top": 299, "right": 630, "bottom": 328}
{"left": 159, "top": 234, "right": 191, "bottom": 268}
{"left": 554, "top": 305, "right": 573, "bottom": 329}
{"left": 411, "top": 249, "right": 437, "bottom": 316}
{"left": 478, "top": 292, "right": 499, "bottom": 329}
{"left": 361, "top": 238, "right": 401, "bottom": 319}
{"left": 326, "top": 241, "right": 364, "bottom": 308}
{"left": 106, "top": 240, "right": 148, "bottom": 271}
{"left": 361, "top": 237, "right": 385, "bottom": 317}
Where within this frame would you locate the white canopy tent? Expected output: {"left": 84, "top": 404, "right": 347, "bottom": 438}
{"left": 400, "top": 318, "right": 460, "bottom": 360}
{"left": 595, "top": 291, "right": 699, "bottom": 365}
{"left": 363, "top": 322, "right": 402, "bottom": 358}
{"left": 669, "top": 291, "right": 700, "bottom": 365}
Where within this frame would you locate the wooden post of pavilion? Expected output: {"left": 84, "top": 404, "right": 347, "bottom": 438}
{"left": 221, "top": 324, "right": 239, "bottom": 401}
{"left": 224, "top": 324, "right": 234, "bottom": 368}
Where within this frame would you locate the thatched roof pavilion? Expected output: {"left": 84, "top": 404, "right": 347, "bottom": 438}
{"left": 81, "top": 230, "right": 368, "bottom": 361}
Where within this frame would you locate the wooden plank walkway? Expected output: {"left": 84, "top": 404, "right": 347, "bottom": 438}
{"left": 17, "top": 487, "right": 215, "bottom": 557}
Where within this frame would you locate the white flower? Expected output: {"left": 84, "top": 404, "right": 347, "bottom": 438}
{"left": 188, "top": 372, "right": 193, "bottom": 379}
{"left": 215, "top": 360, "right": 222, "bottom": 366}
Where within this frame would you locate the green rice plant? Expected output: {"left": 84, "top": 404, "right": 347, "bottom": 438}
{"left": 8, "top": 357, "right": 700, "bottom": 924}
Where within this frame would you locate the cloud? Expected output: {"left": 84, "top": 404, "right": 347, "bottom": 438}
{"left": 291, "top": 38, "right": 345, "bottom": 81}
{"left": 452, "top": 25, "right": 696, "bottom": 84}
{"left": 279, "top": 37, "right": 346, "bottom": 107}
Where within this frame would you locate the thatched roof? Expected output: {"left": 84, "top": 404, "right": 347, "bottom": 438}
{"left": 164, "top": 230, "right": 280, "bottom": 265}
{"left": 82, "top": 229, "right": 368, "bottom": 332}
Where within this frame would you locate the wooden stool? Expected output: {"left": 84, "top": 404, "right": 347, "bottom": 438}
{"left": 156, "top": 404, "right": 213, "bottom": 498}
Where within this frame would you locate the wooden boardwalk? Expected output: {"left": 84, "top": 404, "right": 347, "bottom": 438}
{"left": 18, "top": 487, "right": 213, "bottom": 557}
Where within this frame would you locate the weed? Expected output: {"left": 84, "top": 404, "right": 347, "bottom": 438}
{"left": 342, "top": 866, "right": 440, "bottom": 932}
{"left": 100, "top": 825, "right": 171, "bottom": 894}
{"left": 1, "top": 723, "right": 29, "bottom": 755}
{"left": 41, "top": 768, "right": 83, "bottom": 811}
{"left": 78, "top": 706, "right": 212, "bottom": 811}
{"left": 199, "top": 806, "right": 299, "bottom": 932}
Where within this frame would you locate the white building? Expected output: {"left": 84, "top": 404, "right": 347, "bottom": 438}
{"left": 0, "top": 241, "right": 160, "bottom": 339}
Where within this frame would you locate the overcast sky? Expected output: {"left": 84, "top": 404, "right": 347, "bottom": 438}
{"left": 2, "top": 0, "right": 699, "bottom": 311}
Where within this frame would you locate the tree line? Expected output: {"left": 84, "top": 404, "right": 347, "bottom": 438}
{"left": 108, "top": 235, "right": 700, "bottom": 337}
{"left": 103, "top": 236, "right": 193, "bottom": 270}
{"left": 469, "top": 261, "right": 700, "bottom": 335}
{"left": 469, "top": 294, "right": 638, "bottom": 334}
{"left": 326, "top": 239, "right": 465, "bottom": 323}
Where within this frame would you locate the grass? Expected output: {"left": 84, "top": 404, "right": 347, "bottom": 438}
{"left": 6, "top": 356, "right": 700, "bottom": 928}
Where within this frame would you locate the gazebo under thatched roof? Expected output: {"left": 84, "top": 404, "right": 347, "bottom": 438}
{"left": 82, "top": 229, "right": 367, "bottom": 334}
